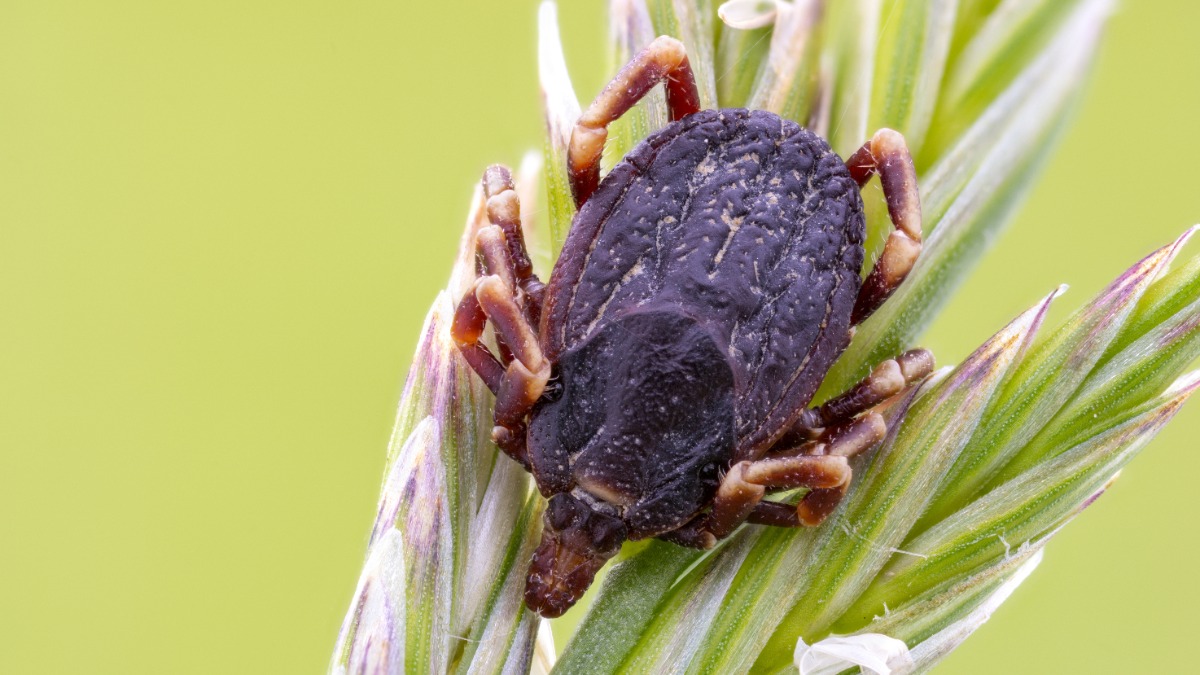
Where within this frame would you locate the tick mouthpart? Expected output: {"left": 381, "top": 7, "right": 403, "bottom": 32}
{"left": 524, "top": 532, "right": 610, "bottom": 618}
{"left": 524, "top": 494, "right": 626, "bottom": 618}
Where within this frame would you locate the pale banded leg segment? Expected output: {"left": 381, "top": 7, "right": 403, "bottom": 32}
{"left": 452, "top": 275, "right": 549, "bottom": 469}
{"left": 473, "top": 224, "right": 518, "bottom": 367}
{"left": 705, "top": 413, "right": 885, "bottom": 539}
{"left": 452, "top": 167, "right": 552, "bottom": 469}
{"left": 699, "top": 348, "right": 935, "bottom": 541}
{"left": 793, "top": 348, "right": 935, "bottom": 434}
{"left": 568, "top": 36, "right": 701, "bottom": 207}
{"left": 846, "top": 128, "right": 924, "bottom": 325}
{"left": 474, "top": 276, "right": 551, "bottom": 426}
{"left": 451, "top": 289, "right": 505, "bottom": 394}
{"left": 482, "top": 165, "right": 546, "bottom": 327}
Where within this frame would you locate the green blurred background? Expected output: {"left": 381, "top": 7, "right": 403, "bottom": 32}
{"left": 2, "top": 1, "right": 1198, "bottom": 672}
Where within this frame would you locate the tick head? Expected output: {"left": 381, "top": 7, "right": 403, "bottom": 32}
{"left": 524, "top": 493, "right": 626, "bottom": 618}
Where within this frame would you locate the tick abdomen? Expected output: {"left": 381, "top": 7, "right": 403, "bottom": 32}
{"left": 543, "top": 108, "right": 866, "bottom": 456}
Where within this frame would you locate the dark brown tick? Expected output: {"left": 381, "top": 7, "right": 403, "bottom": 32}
{"left": 451, "top": 36, "right": 935, "bottom": 618}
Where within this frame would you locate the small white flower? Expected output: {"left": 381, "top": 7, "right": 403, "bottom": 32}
{"left": 794, "top": 633, "right": 914, "bottom": 675}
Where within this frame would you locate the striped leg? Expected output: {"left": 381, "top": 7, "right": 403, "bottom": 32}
{"left": 846, "top": 129, "right": 924, "bottom": 325}
{"left": 568, "top": 36, "right": 701, "bottom": 207}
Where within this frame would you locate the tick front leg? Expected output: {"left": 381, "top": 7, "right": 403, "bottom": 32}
{"left": 453, "top": 166, "right": 553, "bottom": 471}
{"left": 451, "top": 288, "right": 505, "bottom": 394}
{"left": 452, "top": 274, "right": 550, "bottom": 470}
{"left": 846, "top": 129, "right": 923, "bottom": 325}
{"left": 657, "top": 517, "right": 718, "bottom": 550}
{"left": 745, "top": 486, "right": 849, "bottom": 529}
{"left": 451, "top": 280, "right": 533, "bottom": 469}
{"left": 482, "top": 165, "right": 546, "bottom": 326}
{"left": 569, "top": 36, "right": 702, "bottom": 207}
{"left": 474, "top": 276, "right": 552, "bottom": 428}
{"left": 709, "top": 457, "right": 851, "bottom": 537}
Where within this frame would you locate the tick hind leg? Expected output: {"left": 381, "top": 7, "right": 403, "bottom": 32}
{"left": 697, "top": 348, "right": 934, "bottom": 540}
{"left": 569, "top": 36, "right": 701, "bottom": 207}
{"left": 705, "top": 414, "right": 885, "bottom": 538}
{"left": 847, "top": 129, "right": 923, "bottom": 325}
{"left": 451, "top": 166, "right": 551, "bottom": 468}
{"left": 793, "top": 348, "right": 934, "bottom": 433}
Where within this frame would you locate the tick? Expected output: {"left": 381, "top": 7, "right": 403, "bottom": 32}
{"left": 452, "top": 37, "right": 934, "bottom": 618}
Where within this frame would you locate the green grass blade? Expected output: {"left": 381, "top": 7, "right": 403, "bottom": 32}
{"left": 869, "top": 0, "right": 958, "bottom": 152}
{"left": 619, "top": 536, "right": 756, "bottom": 672}
{"left": 685, "top": 515, "right": 826, "bottom": 675}
{"left": 744, "top": 0, "right": 823, "bottom": 122}
{"left": 945, "top": 0, "right": 1004, "bottom": 63}
{"left": 901, "top": 547, "right": 1044, "bottom": 671}
{"left": 918, "top": 232, "right": 1190, "bottom": 531}
{"left": 371, "top": 292, "right": 495, "bottom": 672}
{"left": 753, "top": 290, "right": 1046, "bottom": 671}
{"left": 854, "top": 541, "right": 1045, "bottom": 647}
{"left": 451, "top": 492, "right": 544, "bottom": 674}
{"left": 713, "top": 6, "right": 773, "bottom": 109}
{"left": 996, "top": 255, "right": 1200, "bottom": 484}
{"left": 927, "top": 0, "right": 1111, "bottom": 158}
{"left": 819, "top": 0, "right": 883, "bottom": 157}
{"left": 330, "top": 529, "right": 407, "bottom": 674}
{"left": 841, "top": 373, "right": 1199, "bottom": 628}
{"left": 1106, "top": 249, "right": 1200, "bottom": 361}
{"left": 538, "top": 1, "right": 581, "bottom": 254}
{"left": 385, "top": 419, "right": 454, "bottom": 674}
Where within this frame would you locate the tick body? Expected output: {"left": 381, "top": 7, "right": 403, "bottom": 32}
{"left": 452, "top": 37, "right": 933, "bottom": 618}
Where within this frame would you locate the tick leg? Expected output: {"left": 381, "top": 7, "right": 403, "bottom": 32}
{"left": 707, "top": 415, "right": 884, "bottom": 538}
{"left": 569, "top": 36, "right": 702, "bottom": 207}
{"left": 705, "top": 350, "right": 934, "bottom": 539}
{"left": 454, "top": 166, "right": 551, "bottom": 470}
{"left": 454, "top": 275, "right": 548, "bottom": 469}
{"left": 657, "top": 516, "right": 718, "bottom": 550}
{"left": 706, "top": 462, "right": 766, "bottom": 539}
{"left": 451, "top": 288, "right": 505, "bottom": 394}
{"left": 491, "top": 421, "right": 531, "bottom": 471}
{"left": 482, "top": 165, "right": 547, "bottom": 327}
{"left": 745, "top": 494, "right": 862, "bottom": 529}
{"left": 846, "top": 129, "right": 923, "bottom": 325}
{"left": 451, "top": 280, "right": 531, "bottom": 467}
{"left": 746, "top": 500, "right": 801, "bottom": 528}
{"left": 743, "top": 491, "right": 852, "bottom": 529}
{"left": 708, "top": 456, "right": 850, "bottom": 537}
{"left": 475, "top": 224, "right": 516, "bottom": 292}
{"left": 473, "top": 225, "right": 517, "bottom": 366}
{"left": 792, "top": 348, "right": 934, "bottom": 435}
{"left": 475, "top": 276, "right": 552, "bottom": 428}
{"left": 770, "top": 413, "right": 887, "bottom": 460}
